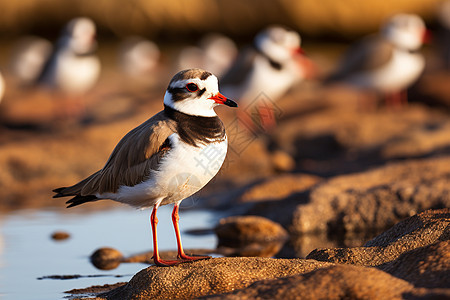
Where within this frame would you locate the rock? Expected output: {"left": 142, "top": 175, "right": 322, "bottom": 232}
{"left": 98, "top": 257, "right": 332, "bottom": 299}
{"left": 202, "top": 264, "right": 450, "bottom": 300}
{"left": 307, "top": 209, "right": 450, "bottom": 289}
{"left": 215, "top": 216, "right": 289, "bottom": 257}
{"left": 238, "top": 173, "right": 321, "bottom": 203}
{"left": 215, "top": 216, "right": 288, "bottom": 244}
{"left": 379, "top": 240, "right": 450, "bottom": 289}
{"left": 90, "top": 247, "right": 124, "bottom": 270}
{"left": 270, "top": 150, "right": 295, "bottom": 172}
{"left": 51, "top": 231, "right": 70, "bottom": 241}
{"left": 249, "top": 157, "right": 450, "bottom": 235}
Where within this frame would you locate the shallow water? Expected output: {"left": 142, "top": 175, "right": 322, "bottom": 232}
{"left": 0, "top": 205, "right": 218, "bottom": 300}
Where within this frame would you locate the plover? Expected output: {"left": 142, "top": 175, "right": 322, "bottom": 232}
{"left": 37, "top": 17, "right": 100, "bottom": 96}
{"left": 221, "top": 25, "right": 315, "bottom": 130}
{"left": 119, "top": 36, "right": 161, "bottom": 81}
{"left": 53, "top": 69, "right": 237, "bottom": 266}
{"left": 177, "top": 33, "right": 238, "bottom": 78}
{"left": 10, "top": 36, "right": 52, "bottom": 86}
{"left": 325, "top": 13, "right": 428, "bottom": 106}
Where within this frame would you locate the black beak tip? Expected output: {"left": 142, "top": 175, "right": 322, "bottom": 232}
{"left": 225, "top": 98, "right": 238, "bottom": 107}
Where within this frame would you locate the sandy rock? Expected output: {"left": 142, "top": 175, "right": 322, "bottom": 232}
{"left": 307, "top": 209, "right": 450, "bottom": 289}
{"left": 98, "top": 257, "right": 332, "bottom": 300}
{"left": 201, "top": 264, "right": 450, "bottom": 300}
{"left": 238, "top": 173, "right": 321, "bottom": 203}
{"left": 249, "top": 157, "right": 450, "bottom": 235}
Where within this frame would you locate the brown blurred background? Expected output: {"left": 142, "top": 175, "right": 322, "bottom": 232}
{"left": 0, "top": 0, "right": 442, "bottom": 41}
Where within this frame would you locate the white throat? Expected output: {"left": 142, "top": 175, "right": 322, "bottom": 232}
{"left": 164, "top": 92, "right": 218, "bottom": 117}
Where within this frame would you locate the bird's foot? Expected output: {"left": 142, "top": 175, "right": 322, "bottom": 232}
{"left": 178, "top": 253, "right": 211, "bottom": 261}
{"left": 153, "top": 258, "right": 184, "bottom": 267}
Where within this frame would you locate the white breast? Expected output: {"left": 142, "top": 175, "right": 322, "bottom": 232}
{"left": 349, "top": 50, "right": 424, "bottom": 93}
{"left": 55, "top": 50, "right": 100, "bottom": 95}
{"left": 101, "top": 134, "right": 228, "bottom": 208}
{"left": 239, "top": 55, "right": 301, "bottom": 105}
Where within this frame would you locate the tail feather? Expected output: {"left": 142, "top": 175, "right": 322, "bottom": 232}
{"left": 53, "top": 186, "right": 98, "bottom": 208}
{"left": 65, "top": 194, "right": 98, "bottom": 208}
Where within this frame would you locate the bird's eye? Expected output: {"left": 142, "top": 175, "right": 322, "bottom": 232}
{"left": 186, "top": 83, "right": 199, "bottom": 92}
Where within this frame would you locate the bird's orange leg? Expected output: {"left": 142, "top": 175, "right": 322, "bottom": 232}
{"left": 151, "top": 204, "right": 181, "bottom": 267}
{"left": 172, "top": 203, "right": 210, "bottom": 261}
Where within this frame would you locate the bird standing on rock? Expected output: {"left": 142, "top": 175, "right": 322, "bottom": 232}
{"left": 53, "top": 69, "right": 237, "bottom": 266}
{"left": 325, "top": 13, "right": 428, "bottom": 107}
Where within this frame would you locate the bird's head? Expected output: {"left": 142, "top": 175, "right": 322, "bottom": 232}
{"left": 164, "top": 69, "right": 237, "bottom": 117}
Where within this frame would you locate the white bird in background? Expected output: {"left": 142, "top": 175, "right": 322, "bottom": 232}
{"left": 37, "top": 17, "right": 100, "bottom": 97}
{"left": 10, "top": 36, "right": 52, "bottom": 86}
{"left": 177, "top": 33, "right": 238, "bottom": 78}
{"left": 220, "top": 25, "right": 316, "bottom": 131}
{"left": 118, "top": 36, "right": 161, "bottom": 85}
{"left": 325, "top": 13, "right": 428, "bottom": 107}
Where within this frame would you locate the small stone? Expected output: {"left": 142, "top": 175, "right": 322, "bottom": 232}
{"left": 215, "top": 216, "right": 288, "bottom": 245}
{"left": 51, "top": 231, "right": 70, "bottom": 241}
{"left": 90, "top": 247, "right": 124, "bottom": 270}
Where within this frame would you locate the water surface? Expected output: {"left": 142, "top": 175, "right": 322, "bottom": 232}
{"left": 0, "top": 206, "right": 217, "bottom": 300}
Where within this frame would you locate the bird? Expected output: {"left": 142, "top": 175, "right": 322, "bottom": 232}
{"left": 118, "top": 36, "right": 161, "bottom": 89}
{"left": 53, "top": 69, "right": 238, "bottom": 267}
{"left": 324, "top": 13, "right": 428, "bottom": 107}
{"left": 177, "top": 33, "right": 238, "bottom": 78}
{"left": 37, "top": 17, "right": 100, "bottom": 96}
{"left": 9, "top": 36, "right": 52, "bottom": 87}
{"left": 36, "top": 17, "right": 100, "bottom": 122}
{"left": 220, "top": 25, "right": 315, "bottom": 131}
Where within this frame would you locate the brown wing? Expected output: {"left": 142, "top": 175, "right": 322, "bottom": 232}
{"left": 56, "top": 110, "right": 176, "bottom": 197}
{"left": 220, "top": 46, "right": 257, "bottom": 86}
{"left": 326, "top": 35, "right": 394, "bottom": 82}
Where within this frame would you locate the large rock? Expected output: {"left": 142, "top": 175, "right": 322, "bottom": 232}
{"left": 201, "top": 264, "right": 450, "bottom": 300}
{"left": 249, "top": 157, "right": 450, "bottom": 235}
{"left": 307, "top": 209, "right": 450, "bottom": 289}
{"left": 98, "top": 257, "right": 332, "bottom": 299}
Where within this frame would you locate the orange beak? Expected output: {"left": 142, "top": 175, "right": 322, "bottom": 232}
{"left": 209, "top": 92, "right": 238, "bottom": 107}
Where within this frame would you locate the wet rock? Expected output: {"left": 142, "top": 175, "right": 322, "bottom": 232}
{"left": 51, "top": 231, "right": 70, "bottom": 241}
{"left": 202, "top": 264, "right": 450, "bottom": 300}
{"left": 307, "top": 209, "right": 450, "bottom": 289}
{"left": 249, "top": 157, "right": 450, "bottom": 235}
{"left": 215, "top": 216, "right": 288, "bottom": 257}
{"left": 215, "top": 216, "right": 288, "bottom": 244}
{"left": 98, "top": 257, "right": 332, "bottom": 299}
{"left": 90, "top": 248, "right": 124, "bottom": 270}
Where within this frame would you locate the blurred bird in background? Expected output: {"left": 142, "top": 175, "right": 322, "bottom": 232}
{"left": 36, "top": 17, "right": 101, "bottom": 122}
{"left": 177, "top": 33, "right": 238, "bottom": 78}
{"left": 220, "top": 25, "right": 316, "bottom": 131}
{"left": 324, "top": 13, "right": 428, "bottom": 108}
{"left": 118, "top": 36, "right": 161, "bottom": 92}
{"left": 9, "top": 36, "right": 52, "bottom": 87}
